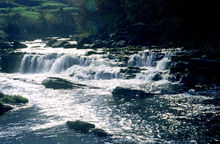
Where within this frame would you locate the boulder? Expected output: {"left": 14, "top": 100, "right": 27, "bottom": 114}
{"left": 112, "top": 87, "right": 155, "bottom": 100}
{"left": 67, "top": 120, "right": 110, "bottom": 137}
{"left": 66, "top": 120, "right": 95, "bottom": 133}
{"left": 42, "top": 77, "right": 85, "bottom": 89}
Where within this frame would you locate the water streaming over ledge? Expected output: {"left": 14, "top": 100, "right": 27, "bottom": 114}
{"left": 0, "top": 40, "right": 219, "bottom": 144}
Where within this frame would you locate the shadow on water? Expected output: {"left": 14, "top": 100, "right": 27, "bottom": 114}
{"left": 0, "top": 106, "right": 112, "bottom": 144}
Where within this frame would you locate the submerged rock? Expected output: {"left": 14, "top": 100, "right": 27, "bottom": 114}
{"left": 67, "top": 120, "right": 110, "bottom": 137}
{"left": 112, "top": 87, "right": 155, "bottom": 100}
{"left": 66, "top": 120, "right": 95, "bottom": 133}
{"left": 91, "top": 128, "right": 109, "bottom": 137}
{"left": 42, "top": 77, "right": 85, "bottom": 89}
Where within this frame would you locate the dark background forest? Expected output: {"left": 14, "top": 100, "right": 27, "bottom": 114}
{"left": 0, "top": 0, "right": 219, "bottom": 49}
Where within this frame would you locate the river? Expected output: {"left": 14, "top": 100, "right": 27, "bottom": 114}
{"left": 0, "top": 39, "right": 218, "bottom": 144}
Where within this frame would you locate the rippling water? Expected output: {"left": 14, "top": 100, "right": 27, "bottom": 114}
{"left": 0, "top": 40, "right": 219, "bottom": 144}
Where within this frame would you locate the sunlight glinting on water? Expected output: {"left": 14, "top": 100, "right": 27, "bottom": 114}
{"left": 1, "top": 40, "right": 217, "bottom": 144}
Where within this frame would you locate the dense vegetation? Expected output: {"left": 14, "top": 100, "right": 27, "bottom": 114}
{"left": 0, "top": 0, "right": 77, "bottom": 40}
{"left": 1, "top": 0, "right": 219, "bottom": 46}
{"left": 74, "top": 0, "right": 220, "bottom": 47}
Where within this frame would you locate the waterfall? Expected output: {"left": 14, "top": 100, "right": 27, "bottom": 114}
{"left": 130, "top": 50, "right": 172, "bottom": 81}
{"left": 128, "top": 50, "right": 165, "bottom": 67}
{"left": 19, "top": 54, "right": 90, "bottom": 74}
{"left": 19, "top": 49, "right": 173, "bottom": 81}
{"left": 19, "top": 53, "right": 122, "bottom": 80}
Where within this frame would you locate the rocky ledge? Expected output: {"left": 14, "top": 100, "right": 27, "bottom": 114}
{"left": 169, "top": 50, "right": 220, "bottom": 90}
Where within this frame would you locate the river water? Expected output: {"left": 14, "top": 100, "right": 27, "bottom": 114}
{"left": 0, "top": 40, "right": 219, "bottom": 144}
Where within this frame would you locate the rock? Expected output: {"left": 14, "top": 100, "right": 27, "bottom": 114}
{"left": 12, "top": 41, "right": 27, "bottom": 49}
{"left": 67, "top": 120, "right": 110, "bottom": 137}
{"left": 91, "top": 128, "right": 109, "bottom": 137}
{"left": 112, "top": 87, "right": 155, "bottom": 100}
{"left": 77, "top": 37, "right": 92, "bottom": 48}
{"left": 116, "top": 54, "right": 129, "bottom": 63}
{"left": 90, "top": 40, "right": 105, "bottom": 49}
{"left": 120, "top": 66, "right": 141, "bottom": 74}
{"left": 120, "top": 66, "right": 141, "bottom": 79}
{"left": 85, "top": 51, "right": 105, "bottom": 56}
{"left": 46, "top": 39, "right": 57, "bottom": 47}
{"left": 51, "top": 41, "right": 68, "bottom": 48}
{"left": 0, "top": 103, "right": 13, "bottom": 115}
{"left": 152, "top": 73, "right": 163, "bottom": 81}
{"left": 42, "top": 77, "right": 85, "bottom": 89}
{"left": 66, "top": 120, "right": 95, "bottom": 133}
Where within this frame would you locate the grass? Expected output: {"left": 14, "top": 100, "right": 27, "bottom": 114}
{"left": 12, "top": 6, "right": 27, "bottom": 12}
{"left": 40, "top": 2, "right": 66, "bottom": 9}
{"left": 21, "top": 10, "right": 40, "bottom": 20}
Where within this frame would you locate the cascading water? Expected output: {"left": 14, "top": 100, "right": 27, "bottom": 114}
{"left": 0, "top": 40, "right": 218, "bottom": 144}
{"left": 19, "top": 49, "right": 172, "bottom": 82}
{"left": 127, "top": 50, "right": 172, "bottom": 81}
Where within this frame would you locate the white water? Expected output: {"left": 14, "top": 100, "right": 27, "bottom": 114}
{"left": 0, "top": 40, "right": 216, "bottom": 144}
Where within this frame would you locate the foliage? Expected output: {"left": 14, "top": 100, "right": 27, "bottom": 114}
{"left": 0, "top": 0, "right": 77, "bottom": 39}
{"left": 74, "top": 0, "right": 220, "bottom": 46}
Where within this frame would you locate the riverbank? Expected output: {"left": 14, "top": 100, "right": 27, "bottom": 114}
{"left": 0, "top": 91, "right": 28, "bottom": 115}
